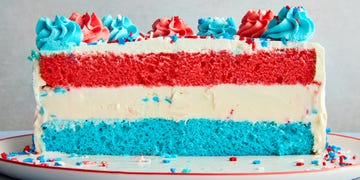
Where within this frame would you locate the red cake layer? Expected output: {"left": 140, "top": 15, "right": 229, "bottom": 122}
{"left": 39, "top": 49, "right": 317, "bottom": 87}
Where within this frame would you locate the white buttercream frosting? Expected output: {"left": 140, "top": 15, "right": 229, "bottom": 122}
{"left": 33, "top": 38, "right": 326, "bottom": 154}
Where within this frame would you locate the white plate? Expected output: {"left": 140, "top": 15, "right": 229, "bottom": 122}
{"left": 0, "top": 133, "right": 359, "bottom": 180}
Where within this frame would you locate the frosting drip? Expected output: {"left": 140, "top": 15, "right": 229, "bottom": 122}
{"left": 150, "top": 16, "right": 193, "bottom": 37}
{"left": 35, "top": 15, "right": 83, "bottom": 51}
{"left": 198, "top": 17, "right": 237, "bottom": 38}
{"left": 237, "top": 10, "right": 274, "bottom": 38}
{"left": 102, "top": 15, "right": 140, "bottom": 42}
{"left": 262, "top": 6, "right": 315, "bottom": 42}
{"left": 69, "top": 12, "right": 110, "bottom": 43}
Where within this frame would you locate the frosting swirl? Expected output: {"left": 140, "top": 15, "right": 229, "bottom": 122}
{"left": 237, "top": 10, "right": 274, "bottom": 38}
{"left": 262, "top": 6, "right": 315, "bottom": 42}
{"left": 150, "top": 16, "right": 194, "bottom": 37}
{"left": 36, "top": 15, "right": 83, "bottom": 51}
{"left": 69, "top": 12, "right": 110, "bottom": 43}
{"left": 102, "top": 15, "right": 140, "bottom": 42}
{"left": 197, "top": 17, "right": 237, "bottom": 38}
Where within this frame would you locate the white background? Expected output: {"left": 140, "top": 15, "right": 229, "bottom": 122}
{"left": 0, "top": 0, "right": 359, "bottom": 131}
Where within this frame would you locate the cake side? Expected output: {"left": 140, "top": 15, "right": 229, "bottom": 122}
{"left": 32, "top": 39, "right": 326, "bottom": 155}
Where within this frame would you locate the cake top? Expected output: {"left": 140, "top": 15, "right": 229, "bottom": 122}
{"left": 35, "top": 6, "right": 315, "bottom": 51}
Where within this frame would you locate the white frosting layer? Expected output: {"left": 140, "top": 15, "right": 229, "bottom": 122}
{"left": 40, "top": 85, "right": 320, "bottom": 122}
{"left": 34, "top": 38, "right": 326, "bottom": 154}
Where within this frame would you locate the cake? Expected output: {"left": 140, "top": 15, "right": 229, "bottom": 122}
{"left": 29, "top": 6, "right": 326, "bottom": 156}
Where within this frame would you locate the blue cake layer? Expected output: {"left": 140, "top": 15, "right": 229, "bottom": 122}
{"left": 41, "top": 119, "right": 314, "bottom": 156}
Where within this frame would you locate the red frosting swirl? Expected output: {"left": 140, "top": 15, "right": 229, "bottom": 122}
{"left": 69, "top": 12, "right": 110, "bottom": 43}
{"left": 150, "top": 16, "right": 194, "bottom": 37}
{"left": 237, "top": 10, "right": 274, "bottom": 38}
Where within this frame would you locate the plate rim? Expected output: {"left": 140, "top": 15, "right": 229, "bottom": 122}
{"left": 0, "top": 133, "right": 359, "bottom": 176}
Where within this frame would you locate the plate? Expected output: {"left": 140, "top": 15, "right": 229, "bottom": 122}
{"left": 0, "top": 133, "right": 359, "bottom": 180}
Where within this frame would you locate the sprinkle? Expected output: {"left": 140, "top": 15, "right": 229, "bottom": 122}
{"left": 10, "top": 158, "right": 19, "bottom": 162}
{"left": 100, "top": 161, "right": 109, "bottom": 167}
{"left": 311, "top": 159, "right": 319, "bottom": 165}
{"left": 1, "top": 152, "right": 7, "bottom": 159}
{"left": 162, "top": 159, "right": 171, "bottom": 163}
{"left": 142, "top": 97, "right": 149, "bottom": 102}
{"left": 76, "top": 161, "right": 83, "bottom": 166}
{"left": 322, "top": 161, "right": 326, "bottom": 166}
{"left": 170, "top": 168, "right": 176, "bottom": 173}
{"left": 326, "top": 128, "right": 331, "bottom": 134}
{"left": 296, "top": 162, "right": 304, "bottom": 166}
{"left": 39, "top": 106, "right": 45, "bottom": 116}
{"left": 54, "top": 161, "right": 65, "bottom": 166}
{"left": 252, "top": 160, "right": 261, "bottom": 164}
{"left": 311, "top": 108, "right": 318, "bottom": 114}
{"left": 23, "top": 145, "right": 31, "bottom": 152}
{"left": 181, "top": 168, "right": 191, "bottom": 173}
{"left": 260, "top": 38, "right": 268, "bottom": 47}
{"left": 40, "top": 90, "right": 48, "bottom": 97}
{"left": 229, "top": 156, "right": 237, "bottom": 162}
{"left": 39, "top": 155, "right": 49, "bottom": 163}
{"left": 27, "top": 50, "right": 40, "bottom": 62}
{"left": 54, "top": 87, "right": 67, "bottom": 94}
{"left": 353, "top": 155, "right": 357, "bottom": 160}
{"left": 164, "top": 97, "right": 172, "bottom": 104}
{"left": 23, "top": 157, "right": 34, "bottom": 163}
{"left": 54, "top": 157, "right": 62, "bottom": 161}
{"left": 152, "top": 96, "right": 160, "bottom": 103}
{"left": 286, "top": 5, "right": 291, "bottom": 9}
{"left": 118, "top": 38, "right": 126, "bottom": 45}
{"left": 169, "top": 35, "right": 178, "bottom": 43}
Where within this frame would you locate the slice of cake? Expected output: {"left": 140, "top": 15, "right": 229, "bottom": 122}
{"left": 30, "top": 6, "right": 326, "bottom": 156}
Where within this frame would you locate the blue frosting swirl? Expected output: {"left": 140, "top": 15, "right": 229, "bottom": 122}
{"left": 197, "top": 17, "right": 237, "bottom": 39}
{"left": 36, "top": 15, "right": 83, "bottom": 51}
{"left": 262, "top": 6, "right": 315, "bottom": 42}
{"left": 102, "top": 15, "right": 140, "bottom": 42}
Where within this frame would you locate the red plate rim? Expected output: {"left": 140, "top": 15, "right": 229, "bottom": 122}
{"left": 0, "top": 133, "right": 359, "bottom": 176}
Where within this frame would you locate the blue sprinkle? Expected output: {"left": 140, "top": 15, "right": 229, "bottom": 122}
{"left": 39, "top": 106, "right": 45, "bottom": 116}
{"left": 329, "top": 151, "right": 335, "bottom": 157}
{"left": 118, "top": 38, "right": 126, "bottom": 45}
{"left": 54, "top": 87, "right": 67, "bottom": 94}
{"left": 260, "top": 38, "right": 268, "bottom": 47}
{"left": 54, "top": 162, "right": 63, "bottom": 166}
{"left": 76, "top": 161, "right": 83, "bottom": 166}
{"left": 162, "top": 159, "right": 171, "bottom": 163}
{"left": 326, "top": 128, "right": 331, "bottom": 134}
{"left": 164, "top": 97, "right": 172, "bottom": 104}
{"left": 170, "top": 168, "right": 176, "bottom": 173}
{"left": 198, "top": 18, "right": 205, "bottom": 25}
{"left": 87, "top": 41, "right": 98, "bottom": 45}
{"left": 252, "top": 160, "right": 261, "bottom": 164}
{"left": 281, "top": 38, "right": 288, "bottom": 45}
{"left": 54, "top": 157, "right": 62, "bottom": 161}
{"left": 169, "top": 35, "right": 178, "bottom": 42}
{"left": 311, "top": 159, "right": 319, "bottom": 165}
{"left": 181, "top": 168, "right": 191, "bottom": 173}
{"left": 99, "top": 38, "right": 105, "bottom": 43}
{"left": 311, "top": 108, "right": 318, "bottom": 114}
{"left": 152, "top": 96, "right": 160, "bottom": 103}
{"left": 142, "top": 97, "right": 149, "bottom": 102}
{"left": 27, "top": 50, "right": 40, "bottom": 62}
{"left": 23, "top": 158, "right": 34, "bottom": 163}
{"left": 40, "top": 90, "right": 48, "bottom": 97}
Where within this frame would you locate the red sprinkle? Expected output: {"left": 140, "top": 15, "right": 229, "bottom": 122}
{"left": 23, "top": 145, "right": 30, "bottom": 152}
{"left": 296, "top": 162, "right": 304, "bottom": 166}
{"left": 1, "top": 152, "right": 7, "bottom": 159}
{"left": 353, "top": 155, "right": 357, "bottom": 160}
{"left": 100, "top": 161, "right": 109, "bottom": 167}
{"left": 286, "top": 5, "right": 291, "bottom": 9}
{"left": 330, "top": 159, "right": 335, "bottom": 163}
{"left": 229, "top": 157, "right": 237, "bottom": 162}
{"left": 10, "top": 158, "right": 19, "bottom": 162}
{"left": 322, "top": 161, "right": 326, "bottom": 166}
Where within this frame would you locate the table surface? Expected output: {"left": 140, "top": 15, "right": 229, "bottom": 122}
{"left": 1, "top": 131, "right": 359, "bottom": 180}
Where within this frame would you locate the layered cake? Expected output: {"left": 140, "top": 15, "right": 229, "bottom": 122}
{"left": 29, "top": 6, "right": 326, "bottom": 156}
